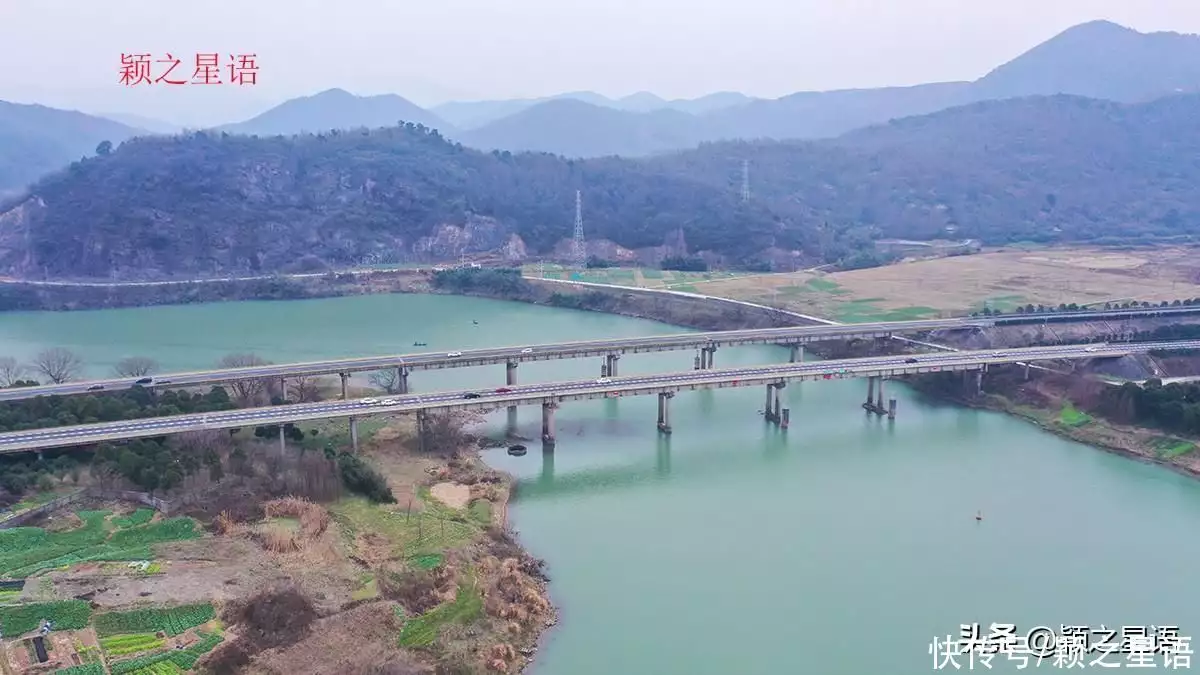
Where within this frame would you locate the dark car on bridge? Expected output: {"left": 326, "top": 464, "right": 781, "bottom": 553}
{"left": 904, "top": 358, "right": 919, "bottom": 364}
{"left": 135, "top": 377, "right": 153, "bottom": 385}
{"left": 495, "top": 387, "right": 513, "bottom": 394}
{"left": 463, "top": 392, "right": 482, "bottom": 399}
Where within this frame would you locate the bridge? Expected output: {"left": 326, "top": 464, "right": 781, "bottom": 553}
{"left": 6, "top": 304, "right": 1198, "bottom": 404}
{"left": 3, "top": 339, "right": 1197, "bottom": 455}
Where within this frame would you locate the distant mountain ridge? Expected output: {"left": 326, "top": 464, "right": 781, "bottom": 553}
{"left": 0, "top": 101, "right": 144, "bottom": 197}
{"left": 450, "top": 20, "right": 1200, "bottom": 157}
{"left": 433, "top": 91, "right": 755, "bottom": 129}
{"left": 215, "top": 88, "right": 451, "bottom": 137}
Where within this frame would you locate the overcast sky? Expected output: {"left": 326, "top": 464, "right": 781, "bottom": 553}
{"left": 2, "top": 0, "right": 1199, "bottom": 127}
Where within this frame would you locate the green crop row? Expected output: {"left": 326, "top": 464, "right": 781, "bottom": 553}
{"left": 0, "top": 599, "right": 91, "bottom": 635}
{"left": 110, "top": 630, "right": 223, "bottom": 674}
{"left": 128, "top": 662, "right": 182, "bottom": 675}
{"left": 53, "top": 664, "right": 106, "bottom": 675}
{"left": 95, "top": 602, "right": 215, "bottom": 637}
{"left": 0, "top": 511, "right": 198, "bottom": 579}
{"left": 102, "top": 632, "right": 165, "bottom": 655}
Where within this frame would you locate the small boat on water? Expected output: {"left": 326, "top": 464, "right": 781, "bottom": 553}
{"left": 413, "top": 342, "right": 428, "bottom": 347}
{"left": 507, "top": 444, "right": 528, "bottom": 457}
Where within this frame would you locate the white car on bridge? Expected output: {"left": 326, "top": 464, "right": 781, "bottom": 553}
{"left": 360, "top": 398, "right": 379, "bottom": 405}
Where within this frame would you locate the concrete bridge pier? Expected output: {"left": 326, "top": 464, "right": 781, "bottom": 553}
{"left": 1023, "top": 363, "right": 1031, "bottom": 381}
{"left": 863, "top": 377, "right": 888, "bottom": 415}
{"left": 415, "top": 410, "right": 428, "bottom": 453}
{"left": 864, "top": 376, "right": 876, "bottom": 412}
{"left": 764, "top": 382, "right": 785, "bottom": 424}
{"left": 279, "top": 376, "right": 287, "bottom": 402}
{"left": 340, "top": 373, "right": 349, "bottom": 400}
{"left": 279, "top": 424, "right": 286, "bottom": 451}
{"left": 603, "top": 354, "right": 620, "bottom": 377}
{"left": 350, "top": 417, "right": 360, "bottom": 453}
{"left": 765, "top": 383, "right": 776, "bottom": 422}
{"left": 789, "top": 344, "right": 804, "bottom": 363}
{"left": 541, "top": 401, "right": 558, "bottom": 446}
{"left": 398, "top": 367, "right": 410, "bottom": 394}
{"left": 780, "top": 408, "right": 790, "bottom": 430}
{"left": 772, "top": 382, "right": 785, "bottom": 423}
{"left": 875, "top": 378, "right": 885, "bottom": 412}
{"left": 702, "top": 346, "right": 717, "bottom": 369}
{"left": 694, "top": 352, "right": 702, "bottom": 370}
{"left": 657, "top": 392, "right": 674, "bottom": 434}
{"left": 888, "top": 398, "right": 897, "bottom": 420}
{"left": 962, "top": 370, "right": 984, "bottom": 397}
{"left": 505, "top": 361, "right": 519, "bottom": 431}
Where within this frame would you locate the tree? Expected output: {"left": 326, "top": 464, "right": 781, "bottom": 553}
{"left": 288, "top": 374, "right": 322, "bottom": 402}
{"left": 114, "top": 356, "right": 159, "bottom": 378}
{"left": 0, "top": 357, "right": 26, "bottom": 387}
{"left": 368, "top": 369, "right": 401, "bottom": 394}
{"left": 95, "top": 140, "right": 112, "bottom": 156}
{"left": 216, "top": 353, "right": 272, "bottom": 404}
{"left": 32, "top": 348, "right": 83, "bottom": 384}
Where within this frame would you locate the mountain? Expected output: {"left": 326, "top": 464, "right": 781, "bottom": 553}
{"left": 456, "top": 21, "right": 1200, "bottom": 158}
{"left": 973, "top": 20, "right": 1200, "bottom": 102}
{"left": 0, "top": 101, "right": 144, "bottom": 197}
{"left": 99, "top": 112, "right": 182, "bottom": 135}
{"left": 455, "top": 99, "right": 715, "bottom": 158}
{"left": 0, "top": 123, "right": 791, "bottom": 279}
{"left": 651, "top": 93, "right": 1200, "bottom": 247}
{"left": 433, "top": 91, "right": 754, "bottom": 130}
{"left": 217, "top": 88, "right": 451, "bottom": 136}
{"left": 4, "top": 93, "right": 1200, "bottom": 280}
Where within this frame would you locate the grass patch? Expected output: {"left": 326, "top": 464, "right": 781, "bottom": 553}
{"left": 833, "top": 300, "right": 940, "bottom": 323}
{"left": 410, "top": 553, "right": 445, "bottom": 571}
{"left": 639, "top": 268, "right": 663, "bottom": 279}
{"left": 1151, "top": 437, "right": 1196, "bottom": 458}
{"left": 299, "top": 417, "right": 389, "bottom": 451}
{"left": 805, "top": 277, "right": 840, "bottom": 292}
{"left": 467, "top": 500, "right": 492, "bottom": 525}
{"left": 352, "top": 574, "right": 379, "bottom": 601}
{"left": 332, "top": 496, "right": 479, "bottom": 559}
{"left": 398, "top": 577, "right": 484, "bottom": 648}
{"left": 1058, "top": 404, "right": 1093, "bottom": 428}
{"left": 670, "top": 283, "right": 699, "bottom": 293}
{"left": 112, "top": 509, "right": 155, "bottom": 529}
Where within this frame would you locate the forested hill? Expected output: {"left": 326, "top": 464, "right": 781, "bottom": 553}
{"left": 0, "top": 124, "right": 795, "bottom": 279}
{"left": 654, "top": 93, "right": 1200, "bottom": 245}
{"left": 4, "top": 93, "right": 1199, "bottom": 280}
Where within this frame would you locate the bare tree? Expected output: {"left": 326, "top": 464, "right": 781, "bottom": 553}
{"left": 368, "top": 369, "right": 400, "bottom": 394}
{"left": 288, "top": 374, "right": 323, "bottom": 403}
{"left": 32, "top": 348, "right": 84, "bottom": 384}
{"left": 0, "top": 357, "right": 26, "bottom": 387}
{"left": 217, "top": 353, "right": 273, "bottom": 404}
{"left": 114, "top": 356, "right": 159, "bottom": 378}
{"left": 418, "top": 410, "right": 484, "bottom": 456}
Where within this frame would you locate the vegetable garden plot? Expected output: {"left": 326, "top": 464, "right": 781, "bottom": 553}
{"left": 95, "top": 603, "right": 215, "bottom": 637}
{"left": 0, "top": 600, "right": 91, "bottom": 635}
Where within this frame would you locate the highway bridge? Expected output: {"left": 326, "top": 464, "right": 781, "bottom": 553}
{"left": 6, "top": 304, "right": 1199, "bottom": 404}
{"left": 3, "top": 339, "right": 1197, "bottom": 455}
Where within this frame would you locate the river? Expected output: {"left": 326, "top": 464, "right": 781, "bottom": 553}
{"left": 4, "top": 293, "right": 1200, "bottom": 674}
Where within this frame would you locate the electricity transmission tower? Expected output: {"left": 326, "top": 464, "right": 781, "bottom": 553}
{"left": 741, "top": 160, "right": 750, "bottom": 202}
{"left": 572, "top": 190, "right": 586, "bottom": 268}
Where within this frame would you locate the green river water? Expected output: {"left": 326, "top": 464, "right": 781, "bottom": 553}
{"left": 4, "top": 293, "right": 1200, "bottom": 674}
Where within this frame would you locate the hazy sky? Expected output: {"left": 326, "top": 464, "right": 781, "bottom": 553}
{"left": 2, "top": 0, "right": 1199, "bottom": 127}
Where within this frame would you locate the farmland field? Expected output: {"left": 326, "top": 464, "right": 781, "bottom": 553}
{"left": 0, "top": 510, "right": 200, "bottom": 579}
